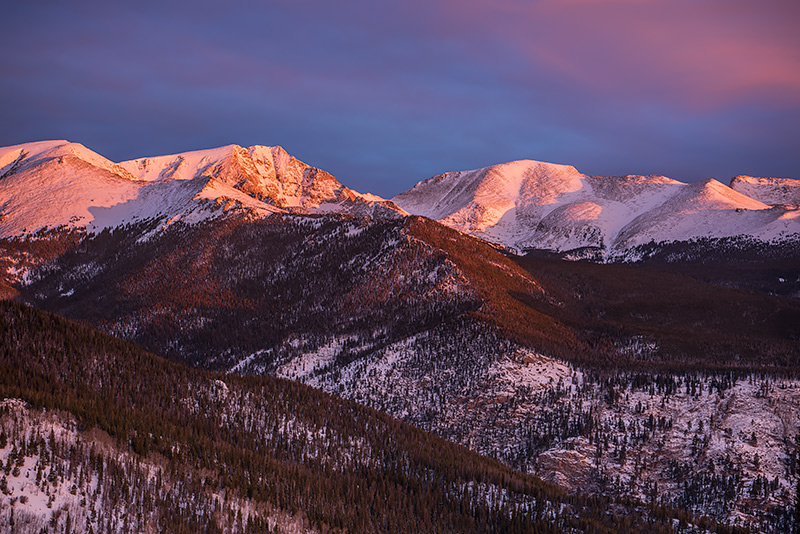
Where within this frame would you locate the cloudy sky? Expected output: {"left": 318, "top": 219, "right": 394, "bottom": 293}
{"left": 2, "top": 0, "right": 798, "bottom": 197}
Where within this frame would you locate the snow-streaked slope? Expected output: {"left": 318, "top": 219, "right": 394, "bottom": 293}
{"left": 394, "top": 160, "right": 800, "bottom": 254}
{"left": 0, "top": 141, "right": 285, "bottom": 238}
{"left": 612, "top": 178, "right": 794, "bottom": 249}
{"left": 730, "top": 175, "right": 800, "bottom": 206}
{"left": 120, "top": 144, "right": 406, "bottom": 217}
{"left": 0, "top": 140, "right": 139, "bottom": 182}
{"left": 0, "top": 141, "right": 402, "bottom": 238}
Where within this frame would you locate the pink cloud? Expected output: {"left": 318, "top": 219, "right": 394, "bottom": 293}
{"left": 437, "top": 0, "right": 800, "bottom": 111}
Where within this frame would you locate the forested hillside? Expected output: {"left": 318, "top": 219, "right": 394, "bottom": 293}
{"left": 0, "top": 300, "right": 726, "bottom": 533}
{"left": 4, "top": 212, "right": 800, "bottom": 532}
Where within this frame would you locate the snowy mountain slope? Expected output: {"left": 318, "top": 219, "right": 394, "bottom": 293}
{"left": 391, "top": 160, "right": 588, "bottom": 248}
{"left": 394, "top": 160, "right": 800, "bottom": 255}
{"left": 288, "top": 340, "right": 800, "bottom": 533}
{"left": 0, "top": 141, "right": 143, "bottom": 237}
{"left": 119, "top": 143, "right": 405, "bottom": 217}
{"left": 0, "top": 140, "right": 403, "bottom": 239}
{"left": 612, "top": 178, "right": 795, "bottom": 250}
{"left": 0, "top": 141, "right": 285, "bottom": 238}
{"left": 730, "top": 175, "right": 800, "bottom": 206}
{"left": 0, "top": 398, "right": 306, "bottom": 534}
{"left": 0, "top": 140, "right": 139, "bottom": 182}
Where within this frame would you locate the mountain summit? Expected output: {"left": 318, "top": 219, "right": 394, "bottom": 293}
{"left": 118, "top": 144, "right": 397, "bottom": 213}
{"left": 393, "top": 159, "right": 799, "bottom": 256}
{"left": 0, "top": 140, "right": 403, "bottom": 237}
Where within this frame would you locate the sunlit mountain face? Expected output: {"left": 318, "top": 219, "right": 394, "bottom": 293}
{"left": 393, "top": 159, "right": 799, "bottom": 257}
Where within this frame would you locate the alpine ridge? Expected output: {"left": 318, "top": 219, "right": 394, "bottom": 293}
{"left": 730, "top": 175, "right": 800, "bottom": 207}
{"left": 2, "top": 141, "right": 798, "bottom": 257}
{"left": 0, "top": 140, "right": 403, "bottom": 238}
{"left": 393, "top": 159, "right": 800, "bottom": 257}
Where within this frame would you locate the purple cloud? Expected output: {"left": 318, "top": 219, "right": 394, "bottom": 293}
{"left": 1, "top": 0, "right": 797, "bottom": 197}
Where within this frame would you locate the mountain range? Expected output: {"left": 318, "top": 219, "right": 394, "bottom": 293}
{"left": 1, "top": 140, "right": 798, "bottom": 258}
{"left": 2, "top": 139, "right": 800, "bottom": 533}
{"left": 393, "top": 160, "right": 799, "bottom": 257}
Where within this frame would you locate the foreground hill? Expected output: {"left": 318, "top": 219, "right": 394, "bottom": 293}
{"left": 0, "top": 300, "right": 712, "bottom": 534}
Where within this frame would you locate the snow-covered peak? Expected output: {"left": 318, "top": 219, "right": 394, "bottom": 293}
{"left": 0, "top": 141, "right": 285, "bottom": 238}
{"left": 0, "top": 140, "right": 404, "bottom": 238}
{"left": 609, "top": 178, "right": 789, "bottom": 251}
{"left": 0, "top": 140, "right": 70, "bottom": 165}
{"left": 118, "top": 143, "right": 401, "bottom": 213}
{"left": 393, "top": 159, "right": 582, "bottom": 221}
{"left": 394, "top": 159, "right": 799, "bottom": 255}
{"left": 676, "top": 178, "right": 770, "bottom": 211}
{"left": 0, "top": 141, "right": 148, "bottom": 236}
{"left": 0, "top": 140, "right": 139, "bottom": 182}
